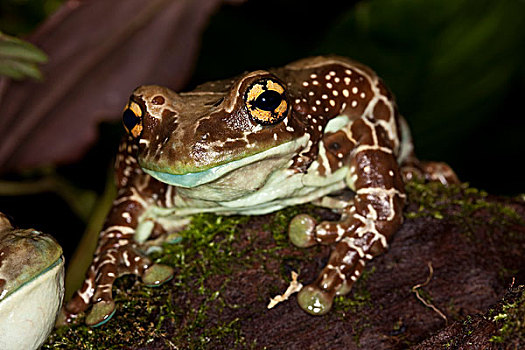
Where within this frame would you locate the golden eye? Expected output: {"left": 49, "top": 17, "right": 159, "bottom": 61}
{"left": 122, "top": 101, "right": 143, "bottom": 138}
{"left": 245, "top": 78, "right": 289, "bottom": 125}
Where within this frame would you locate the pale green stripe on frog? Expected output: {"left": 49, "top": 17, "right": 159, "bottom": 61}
{"left": 143, "top": 134, "right": 309, "bottom": 188}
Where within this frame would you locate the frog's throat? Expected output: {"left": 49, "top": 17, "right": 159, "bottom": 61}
{"left": 143, "top": 135, "right": 310, "bottom": 188}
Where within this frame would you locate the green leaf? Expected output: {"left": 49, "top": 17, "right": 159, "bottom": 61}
{"left": 0, "top": 57, "right": 44, "bottom": 80}
{"left": 0, "top": 31, "right": 48, "bottom": 80}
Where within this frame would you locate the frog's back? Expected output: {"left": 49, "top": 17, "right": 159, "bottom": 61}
{"left": 268, "top": 56, "right": 412, "bottom": 170}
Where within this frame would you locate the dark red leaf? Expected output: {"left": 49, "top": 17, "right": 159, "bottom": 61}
{"left": 0, "top": 0, "right": 243, "bottom": 172}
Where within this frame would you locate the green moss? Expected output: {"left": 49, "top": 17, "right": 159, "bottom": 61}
{"left": 152, "top": 213, "right": 251, "bottom": 289}
{"left": 462, "top": 315, "right": 475, "bottom": 336}
{"left": 150, "top": 213, "right": 251, "bottom": 348}
{"left": 463, "top": 314, "right": 473, "bottom": 325}
{"left": 331, "top": 267, "right": 376, "bottom": 347}
{"left": 45, "top": 204, "right": 329, "bottom": 348}
{"left": 334, "top": 266, "right": 375, "bottom": 314}
{"left": 44, "top": 277, "right": 182, "bottom": 348}
{"left": 489, "top": 287, "right": 525, "bottom": 345}
{"left": 44, "top": 213, "right": 252, "bottom": 348}
{"left": 405, "top": 181, "right": 524, "bottom": 234}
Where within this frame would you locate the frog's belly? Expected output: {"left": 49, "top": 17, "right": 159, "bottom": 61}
{"left": 150, "top": 164, "right": 348, "bottom": 219}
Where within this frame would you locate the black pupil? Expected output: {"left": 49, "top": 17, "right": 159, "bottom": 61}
{"left": 254, "top": 90, "right": 282, "bottom": 111}
{"left": 123, "top": 108, "right": 139, "bottom": 131}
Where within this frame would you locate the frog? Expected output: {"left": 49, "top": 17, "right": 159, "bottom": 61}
{"left": 0, "top": 212, "right": 65, "bottom": 350}
{"left": 62, "top": 56, "right": 457, "bottom": 326}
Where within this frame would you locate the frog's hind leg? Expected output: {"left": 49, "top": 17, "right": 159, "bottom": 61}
{"left": 293, "top": 206, "right": 372, "bottom": 315}
{"left": 293, "top": 203, "right": 400, "bottom": 315}
{"left": 289, "top": 161, "right": 405, "bottom": 315}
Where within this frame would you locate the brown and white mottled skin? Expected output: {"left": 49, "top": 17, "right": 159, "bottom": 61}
{"left": 63, "top": 56, "right": 457, "bottom": 326}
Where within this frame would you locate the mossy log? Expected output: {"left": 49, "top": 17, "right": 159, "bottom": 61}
{"left": 44, "top": 182, "right": 525, "bottom": 349}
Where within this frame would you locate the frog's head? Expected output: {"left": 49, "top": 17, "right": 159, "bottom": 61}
{"left": 123, "top": 71, "right": 312, "bottom": 188}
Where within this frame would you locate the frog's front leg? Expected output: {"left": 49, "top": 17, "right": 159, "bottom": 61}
{"left": 290, "top": 119, "right": 406, "bottom": 315}
{"left": 61, "top": 141, "right": 174, "bottom": 327}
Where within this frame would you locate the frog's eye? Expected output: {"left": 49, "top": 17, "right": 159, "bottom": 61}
{"left": 245, "top": 78, "right": 289, "bottom": 125}
{"left": 123, "top": 101, "right": 143, "bottom": 138}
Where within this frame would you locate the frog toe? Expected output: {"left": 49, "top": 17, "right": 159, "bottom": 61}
{"left": 288, "top": 214, "right": 318, "bottom": 247}
{"left": 85, "top": 300, "right": 116, "bottom": 327}
{"left": 401, "top": 160, "right": 459, "bottom": 185}
{"left": 55, "top": 307, "right": 76, "bottom": 327}
{"left": 142, "top": 263, "right": 174, "bottom": 287}
{"left": 420, "top": 161, "right": 459, "bottom": 184}
{"left": 297, "top": 285, "right": 334, "bottom": 316}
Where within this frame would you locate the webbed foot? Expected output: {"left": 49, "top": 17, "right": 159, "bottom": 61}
{"left": 288, "top": 214, "right": 318, "bottom": 247}
{"left": 402, "top": 160, "right": 459, "bottom": 185}
{"left": 297, "top": 285, "right": 334, "bottom": 315}
{"left": 295, "top": 229, "right": 370, "bottom": 315}
{"left": 61, "top": 241, "right": 173, "bottom": 327}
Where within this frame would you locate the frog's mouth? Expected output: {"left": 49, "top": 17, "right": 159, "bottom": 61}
{"left": 142, "top": 135, "right": 309, "bottom": 188}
